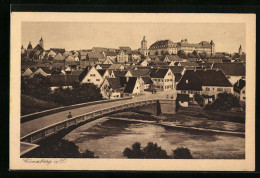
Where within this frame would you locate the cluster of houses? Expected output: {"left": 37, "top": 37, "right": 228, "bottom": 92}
{"left": 21, "top": 36, "right": 246, "bottom": 106}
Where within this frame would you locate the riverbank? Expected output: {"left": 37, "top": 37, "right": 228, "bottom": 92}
{"left": 109, "top": 112, "right": 245, "bottom": 135}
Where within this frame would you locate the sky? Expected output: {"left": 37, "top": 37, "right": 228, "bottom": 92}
{"left": 22, "top": 22, "right": 246, "bottom": 53}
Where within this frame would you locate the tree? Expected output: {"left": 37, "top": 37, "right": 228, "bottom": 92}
{"left": 161, "top": 50, "right": 165, "bottom": 56}
{"left": 143, "top": 142, "right": 169, "bottom": 159}
{"left": 177, "top": 50, "right": 188, "bottom": 59}
{"left": 192, "top": 50, "right": 198, "bottom": 58}
{"left": 199, "top": 51, "right": 208, "bottom": 59}
{"left": 123, "top": 142, "right": 144, "bottom": 158}
{"left": 205, "top": 93, "right": 240, "bottom": 111}
{"left": 172, "top": 147, "right": 193, "bottom": 159}
{"left": 187, "top": 52, "right": 195, "bottom": 58}
{"left": 123, "top": 142, "right": 169, "bottom": 159}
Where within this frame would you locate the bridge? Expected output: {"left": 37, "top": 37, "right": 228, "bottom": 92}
{"left": 20, "top": 97, "right": 176, "bottom": 156}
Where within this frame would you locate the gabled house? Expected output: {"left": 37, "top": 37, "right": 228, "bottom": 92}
{"left": 212, "top": 63, "right": 245, "bottom": 85}
{"left": 53, "top": 53, "right": 65, "bottom": 61}
{"left": 103, "top": 51, "right": 117, "bottom": 63}
{"left": 233, "top": 79, "right": 246, "bottom": 102}
{"left": 30, "top": 67, "right": 52, "bottom": 78}
{"left": 86, "top": 53, "right": 106, "bottom": 65}
{"left": 100, "top": 77, "right": 127, "bottom": 99}
{"left": 50, "top": 75, "right": 78, "bottom": 91}
{"left": 164, "top": 54, "right": 182, "bottom": 62}
{"left": 149, "top": 68, "right": 175, "bottom": 91}
{"left": 78, "top": 66, "right": 104, "bottom": 87}
{"left": 176, "top": 69, "right": 233, "bottom": 98}
{"left": 141, "top": 76, "right": 153, "bottom": 90}
{"left": 111, "top": 70, "right": 128, "bottom": 78}
{"left": 108, "top": 64, "right": 124, "bottom": 70}
{"left": 137, "top": 59, "right": 149, "bottom": 66}
{"left": 97, "top": 69, "right": 110, "bottom": 80}
{"left": 22, "top": 68, "right": 36, "bottom": 77}
{"left": 103, "top": 58, "right": 114, "bottom": 64}
{"left": 123, "top": 77, "right": 141, "bottom": 97}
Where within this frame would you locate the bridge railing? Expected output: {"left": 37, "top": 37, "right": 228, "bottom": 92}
{"left": 20, "top": 99, "right": 158, "bottom": 143}
{"left": 21, "top": 98, "right": 131, "bottom": 123}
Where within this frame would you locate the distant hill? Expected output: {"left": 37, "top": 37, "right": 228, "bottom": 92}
{"left": 21, "top": 94, "right": 61, "bottom": 115}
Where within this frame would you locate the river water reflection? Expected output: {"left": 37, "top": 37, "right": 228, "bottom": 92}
{"left": 64, "top": 117, "right": 245, "bottom": 159}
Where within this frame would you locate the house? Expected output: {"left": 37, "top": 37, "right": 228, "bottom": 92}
{"left": 47, "top": 50, "right": 57, "bottom": 58}
{"left": 103, "top": 58, "right": 114, "bottom": 64}
{"left": 103, "top": 51, "right": 117, "bottom": 63}
{"left": 108, "top": 64, "right": 124, "bottom": 70}
{"left": 234, "top": 79, "right": 246, "bottom": 102}
{"left": 78, "top": 66, "right": 104, "bottom": 87}
{"left": 141, "top": 76, "right": 153, "bottom": 90}
{"left": 117, "top": 50, "right": 129, "bottom": 63}
{"left": 50, "top": 75, "right": 78, "bottom": 91}
{"left": 177, "top": 94, "right": 189, "bottom": 107}
{"left": 79, "top": 51, "right": 89, "bottom": 60}
{"left": 65, "top": 55, "right": 75, "bottom": 62}
{"left": 63, "top": 51, "right": 73, "bottom": 58}
{"left": 30, "top": 67, "right": 52, "bottom": 78}
{"left": 178, "top": 62, "right": 200, "bottom": 69}
{"left": 53, "top": 53, "right": 65, "bottom": 61}
{"left": 50, "top": 48, "right": 65, "bottom": 54}
{"left": 125, "top": 69, "right": 150, "bottom": 78}
{"left": 177, "top": 69, "right": 233, "bottom": 99}
{"left": 149, "top": 68, "right": 175, "bottom": 91}
{"left": 96, "top": 64, "right": 112, "bottom": 69}
{"left": 22, "top": 68, "right": 36, "bottom": 77}
{"left": 100, "top": 77, "right": 127, "bottom": 99}
{"left": 137, "top": 59, "right": 149, "bottom": 66}
{"left": 97, "top": 69, "right": 110, "bottom": 80}
{"left": 212, "top": 63, "right": 245, "bottom": 85}
{"left": 86, "top": 53, "right": 106, "bottom": 65}
{"left": 123, "top": 77, "right": 141, "bottom": 97}
{"left": 164, "top": 54, "right": 182, "bottom": 62}
{"left": 111, "top": 70, "right": 127, "bottom": 78}
{"left": 130, "top": 51, "right": 142, "bottom": 62}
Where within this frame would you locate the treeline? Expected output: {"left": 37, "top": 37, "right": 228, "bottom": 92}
{"left": 23, "top": 139, "right": 98, "bottom": 158}
{"left": 21, "top": 74, "right": 103, "bottom": 106}
{"left": 123, "top": 142, "right": 193, "bottom": 159}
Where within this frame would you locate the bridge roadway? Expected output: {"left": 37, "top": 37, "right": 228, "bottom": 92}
{"left": 21, "top": 91, "right": 175, "bottom": 138}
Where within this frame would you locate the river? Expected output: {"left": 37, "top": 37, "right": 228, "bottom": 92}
{"left": 64, "top": 115, "right": 245, "bottom": 159}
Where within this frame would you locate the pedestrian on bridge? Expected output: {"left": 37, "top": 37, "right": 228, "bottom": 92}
{"left": 67, "top": 112, "right": 72, "bottom": 119}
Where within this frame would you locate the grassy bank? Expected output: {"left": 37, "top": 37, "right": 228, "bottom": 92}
{"left": 21, "top": 94, "right": 61, "bottom": 115}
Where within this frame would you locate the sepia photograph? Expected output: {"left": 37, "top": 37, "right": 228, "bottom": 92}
{"left": 10, "top": 12, "right": 255, "bottom": 171}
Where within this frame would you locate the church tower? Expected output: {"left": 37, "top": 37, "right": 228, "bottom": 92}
{"left": 210, "top": 40, "right": 215, "bottom": 56}
{"left": 39, "top": 37, "right": 44, "bottom": 49}
{"left": 21, "top": 45, "right": 25, "bottom": 54}
{"left": 239, "top": 45, "right": 242, "bottom": 55}
{"left": 141, "top": 36, "right": 148, "bottom": 56}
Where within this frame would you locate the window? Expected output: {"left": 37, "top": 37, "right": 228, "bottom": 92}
{"left": 243, "top": 97, "right": 246, "bottom": 100}
{"left": 96, "top": 79, "right": 100, "bottom": 81}
{"left": 217, "top": 88, "right": 223, "bottom": 91}
{"left": 87, "top": 79, "right": 90, "bottom": 82}
{"left": 90, "top": 74, "right": 95, "bottom": 77}
{"left": 242, "top": 90, "right": 245, "bottom": 94}
{"left": 206, "top": 88, "right": 210, "bottom": 91}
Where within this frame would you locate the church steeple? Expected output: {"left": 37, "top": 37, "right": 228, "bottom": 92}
{"left": 239, "top": 45, "right": 242, "bottom": 55}
{"left": 141, "top": 35, "right": 148, "bottom": 56}
{"left": 27, "top": 41, "right": 32, "bottom": 50}
{"left": 39, "top": 37, "right": 44, "bottom": 48}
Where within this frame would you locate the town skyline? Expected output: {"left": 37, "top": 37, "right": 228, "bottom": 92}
{"left": 22, "top": 22, "right": 246, "bottom": 53}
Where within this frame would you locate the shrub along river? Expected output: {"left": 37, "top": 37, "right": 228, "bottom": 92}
{"left": 64, "top": 112, "right": 245, "bottom": 159}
